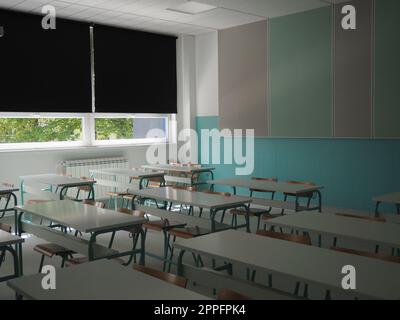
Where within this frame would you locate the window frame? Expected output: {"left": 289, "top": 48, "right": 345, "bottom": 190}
{"left": 0, "top": 112, "right": 174, "bottom": 151}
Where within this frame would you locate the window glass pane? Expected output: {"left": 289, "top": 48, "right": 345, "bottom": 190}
{"left": 95, "top": 118, "right": 134, "bottom": 140}
{"left": 134, "top": 117, "right": 167, "bottom": 139}
{"left": 95, "top": 117, "right": 167, "bottom": 141}
{"left": 0, "top": 118, "right": 83, "bottom": 144}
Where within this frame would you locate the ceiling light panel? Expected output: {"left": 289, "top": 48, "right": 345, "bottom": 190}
{"left": 167, "top": 1, "right": 217, "bottom": 15}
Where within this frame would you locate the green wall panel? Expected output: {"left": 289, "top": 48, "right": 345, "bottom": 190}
{"left": 375, "top": 0, "right": 400, "bottom": 138}
{"left": 270, "top": 7, "right": 332, "bottom": 137}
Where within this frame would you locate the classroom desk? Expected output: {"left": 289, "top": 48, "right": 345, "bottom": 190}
{"left": 19, "top": 174, "right": 96, "bottom": 204}
{"left": 129, "top": 187, "right": 253, "bottom": 232}
{"left": 208, "top": 178, "right": 323, "bottom": 212}
{"left": 263, "top": 212, "right": 400, "bottom": 249}
{"left": 7, "top": 260, "right": 209, "bottom": 300}
{"left": 89, "top": 168, "right": 165, "bottom": 190}
{"left": 142, "top": 164, "right": 215, "bottom": 186}
{"left": 16, "top": 200, "right": 146, "bottom": 269}
{"left": 0, "top": 230, "right": 24, "bottom": 282}
{"left": 374, "top": 192, "right": 400, "bottom": 216}
{"left": 134, "top": 204, "right": 231, "bottom": 271}
{"left": 323, "top": 206, "right": 400, "bottom": 225}
{"left": 175, "top": 230, "right": 400, "bottom": 300}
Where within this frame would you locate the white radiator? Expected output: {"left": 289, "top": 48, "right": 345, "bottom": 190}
{"left": 61, "top": 157, "right": 129, "bottom": 199}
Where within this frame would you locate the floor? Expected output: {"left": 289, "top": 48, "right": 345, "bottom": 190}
{"left": 0, "top": 206, "right": 387, "bottom": 300}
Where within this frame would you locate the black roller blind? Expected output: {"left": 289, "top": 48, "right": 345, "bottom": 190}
{"left": 0, "top": 9, "right": 92, "bottom": 113}
{"left": 94, "top": 25, "right": 177, "bottom": 114}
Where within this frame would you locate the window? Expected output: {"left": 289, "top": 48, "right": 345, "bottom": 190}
{"left": 94, "top": 114, "right": 169, "bottom": 145}
{"left": 0, "top": 114, "right": 85, "bottom": 149}
{"left": 0, "top": 113, "right": 171, "bottom": 150}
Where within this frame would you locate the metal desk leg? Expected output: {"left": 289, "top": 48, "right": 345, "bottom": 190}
{"left": 1, "top": 192, "right": 19, "bottom": 235}
{"left": 19, "top": 180, "right": 25, "bottom": 206}
{"left": 0, "top": 194, "right": 11, "bottom": 220}
{"left": 89, "top": 184, "right": 95, "bottom": 201}
{"left": 177, "top": 250, "right": 186, "bottom": 277}
{"left": 139, "top": 230, "right": 146, "bottom": 266}
{"left": 17, "top": 211, "right": 24, "bottom": 276}
{"left": 210, "top": 209, "right": 216, "bottom": 232}
{"left": 316, "top": 190, "right": 322, "bottom": 213}
{"left": 375, "top": 201, "right": 381, "bottom": 217}
{"left": 245, "top": 205, "right": 251, "bottom": 233}
{"left": 162, "top": 230, "right": 170, "bottom": 272}
{"left": 0, "top": 246, "right": 21, "bottom": 284}
{"left": 59, "top": 186, "right": 69, "bottom": 200}
{"left": 88, "top": 232, "right": 97, "bottom": 261}
{"left": 295, "top": 195, "right": 300, "bottom": 212}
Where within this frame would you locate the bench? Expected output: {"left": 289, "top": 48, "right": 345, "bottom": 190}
{"left": 252, "top": 198, "right": 308, "bottom": 212}
{"left": 182, "top": 265, "right": 305, "bottom": 300}
{"left": 21, "top": 221, "right": 118, "bottom": 260}
{"left": 134, "top": 204, "right": 231, "bottom": 232}
{"left": 322, "top": 206, "right": 400, "bottom": 224}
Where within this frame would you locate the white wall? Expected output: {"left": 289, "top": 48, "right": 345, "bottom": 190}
{"left": 176, "top": 35, "right": 198, "bottom": 163}
{"left": 0, "top": 145, "right": 150, "bottom": 194}
{"left": 195, "top": 31, "right": 219, "bottom": 117}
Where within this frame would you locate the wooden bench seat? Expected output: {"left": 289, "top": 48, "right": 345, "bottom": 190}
{"left": 21, "top": 222, "right": 118, "bottom": 260}
{"left": 252, "top": 198, "right": 308, "bottom": 211}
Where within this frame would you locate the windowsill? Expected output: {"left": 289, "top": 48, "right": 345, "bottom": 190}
{"left": 0, "top": 142, "right": 172, "bottom": 154}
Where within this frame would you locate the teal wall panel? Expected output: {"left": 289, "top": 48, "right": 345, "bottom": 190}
{"left": 270, "top": 7, "right": 332, "bottom": 137}
{"left": 197, "top": 116, "right": 400, "bottom": 213}
{"left": 375, "top": 0, "right": 400, "bottom": 137}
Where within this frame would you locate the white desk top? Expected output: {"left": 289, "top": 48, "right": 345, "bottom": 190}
{"left": 130, "top": 187, "right": 252, "bottom": 209}
{"left": 0, "top": 230, "right": 24, "bottom": 246}
{"left": 322, "top": 206, "right": 400, "bottom": 225}
{"left": 208, "top": 178, "right": 323, "bottom": 194}
{"left": 142, "top": 164, "right": 215, "bottom": 173}
{"left": 0, "top": 186, "right": 19, "bottom": 195}
{"left": 266, "top": 213, "right": 400, "bottom": 248}
{"left": 19, "top": 174, "right": 95, "bottom": 187}
{"left": 374, "top": 192, "right": 400, "bottom": 205}
{"left": 90, "top": 168, "right": 165, "bottom": 179}
{"left": 17, "top": 200, "right": 146, "bottom": 233}
{"left": 175, "top": 230, "right": 400, "bottom": 300}
{"left": 7, "top": 260, "right": 209, "bottom": 300}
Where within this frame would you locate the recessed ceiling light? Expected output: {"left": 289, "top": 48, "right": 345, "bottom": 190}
{"left": 167, "top": 1, "right": 217, "bottom": 15}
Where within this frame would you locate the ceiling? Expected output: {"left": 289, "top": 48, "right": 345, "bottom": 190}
{"left": 0, "top": 0, "right": 336, "bottom": 36}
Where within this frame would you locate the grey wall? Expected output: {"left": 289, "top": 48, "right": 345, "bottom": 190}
{"left": 195, "top": 32, "right": 219, "bottom": 117}
{"left": 334, "top": 0, "right": 373, "bottom": 138}
{"left": 218, "top": 20, "right": 268, "bottom": 136}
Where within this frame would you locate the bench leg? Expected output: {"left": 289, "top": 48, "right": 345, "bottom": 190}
{"left": 375, "top": 201, "right": 381, "bottom": 217}
{"left": 281, "top": 195, "right": 288, "bottom": 215}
